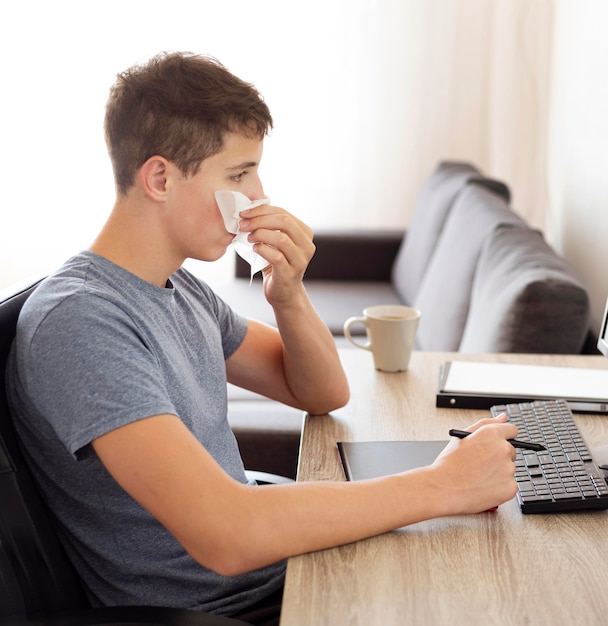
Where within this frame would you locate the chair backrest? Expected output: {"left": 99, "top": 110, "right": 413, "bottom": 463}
{"left": 0, "top": 278, "right": 90, "bottom": 621}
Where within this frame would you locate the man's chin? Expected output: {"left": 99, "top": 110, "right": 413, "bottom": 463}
{"left": 194, "top": 245, "right": 231, "bottom": 263}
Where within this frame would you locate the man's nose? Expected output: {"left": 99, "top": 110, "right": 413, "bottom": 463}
{"left": 248, "top": 178, "right": 266, "bottom": 202}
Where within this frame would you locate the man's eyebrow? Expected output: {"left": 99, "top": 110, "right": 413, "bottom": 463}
{"left": 226, "top": 161, "right": 257, "bottom": 171}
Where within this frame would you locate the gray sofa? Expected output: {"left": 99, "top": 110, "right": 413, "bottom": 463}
{"left": 220, "top": 161, "right": 592, "bottom": 353}
{"left": 218, "top": 161, "right": 593, "bottom": 477}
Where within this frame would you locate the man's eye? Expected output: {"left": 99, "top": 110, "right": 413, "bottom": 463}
{"left": 231, "top": 171, "right": 248, "bottom": 183}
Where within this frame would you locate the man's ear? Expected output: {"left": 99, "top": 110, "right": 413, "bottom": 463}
{"left": 139, "top": 156, "right": 169, "bottom": 200}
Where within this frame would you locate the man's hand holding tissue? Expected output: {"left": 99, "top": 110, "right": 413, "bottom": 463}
{"left": 238, "top": 204, "right": 315, "bottom": 306}
{"left": 226, "top": 202, "right": 349, "bottom": 417}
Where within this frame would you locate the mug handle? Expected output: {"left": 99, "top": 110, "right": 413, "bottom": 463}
{"left": 343, "top": 317, "right": 372, "bottom": 351}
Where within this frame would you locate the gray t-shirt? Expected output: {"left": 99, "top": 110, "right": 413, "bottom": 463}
{"left": 6, "top": 251, "right": 285, "bottom": 615}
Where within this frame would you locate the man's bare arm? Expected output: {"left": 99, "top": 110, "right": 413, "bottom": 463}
{"left": 227, "top": 204, "right": 349, "bottom": 415}
{"left": 226, "top": 317, "right": 349, "bottom": 416}
{"left": 92, "top": 413, "right": 517, "bottom": 577}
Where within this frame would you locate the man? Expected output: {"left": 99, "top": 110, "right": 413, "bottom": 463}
{"left": 7, "top": 52, "right": 517, "bottom": 624}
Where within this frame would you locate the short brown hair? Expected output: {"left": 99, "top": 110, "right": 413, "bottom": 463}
{"left": 104, "top": 52, "right": 273, "bottom": 195}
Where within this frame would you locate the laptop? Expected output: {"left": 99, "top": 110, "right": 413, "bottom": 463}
{"left": 436, "top": 360, "right": 608, "bottom": 413}
{"left": 435, "top": 296, "right": 608, "bottom": 413}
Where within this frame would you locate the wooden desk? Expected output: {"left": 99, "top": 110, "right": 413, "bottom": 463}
{"left": 280, "top": 351, "right": 608, "bottom": 626}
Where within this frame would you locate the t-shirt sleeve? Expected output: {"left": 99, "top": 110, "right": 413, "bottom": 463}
{"left": 24, "top": 293, "right": 177, "bottom": 457}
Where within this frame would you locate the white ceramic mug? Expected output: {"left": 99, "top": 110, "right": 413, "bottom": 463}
{"left": 343, "top": 305, "right": 421, "bottom": 372}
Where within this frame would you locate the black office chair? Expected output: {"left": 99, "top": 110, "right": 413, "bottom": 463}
{"left": 0, "top": 277, "right": 253, "bottom": 625}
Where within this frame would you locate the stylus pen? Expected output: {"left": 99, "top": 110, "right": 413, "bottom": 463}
{"left": 448, "top": 428, "right": 546, "bottom": 452}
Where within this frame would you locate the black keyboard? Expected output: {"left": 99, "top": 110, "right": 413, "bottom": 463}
{"left": 491, "top": 399, "right": 608, "bottom": 514}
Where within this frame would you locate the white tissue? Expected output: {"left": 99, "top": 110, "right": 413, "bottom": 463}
{"left": 215, "top": 190, "right": 271, "bottom": 280}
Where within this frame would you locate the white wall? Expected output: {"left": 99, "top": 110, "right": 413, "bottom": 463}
{"left": 0, "top": 0, "right": 382, "bottom": 288}
{"left": 0, "top": 0, "right": 557, "bottom": 291}
{"left": 548, "top": 0, "right": 608, "bottom": 333}
{"left": 2, "top": 0, "right": 608, "bottom": 341}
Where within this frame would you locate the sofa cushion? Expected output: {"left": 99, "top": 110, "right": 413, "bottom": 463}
{"left": 227, "top": 399, "right": 303, "bottom": 479}
{"left": 212, "top": 280, "right": 275, "bottom": 327}
{"left": 214, "top": 279, "right": 401, "bottom": 336}
{"left": 413, "top": 181, "right": 523, "bottom": 351}
{"left": 303, "top": 280, "right": 403, "bottom": 335}
{"left": 459, "top": 224, "right": 591, "bottom": 353}
{"left": 391, "top": 161, "right": 481, "bottom": 305}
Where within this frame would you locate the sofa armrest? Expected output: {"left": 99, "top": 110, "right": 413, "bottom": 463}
{"left": 235, "top": 229, "right": 405, "bottom": 281}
